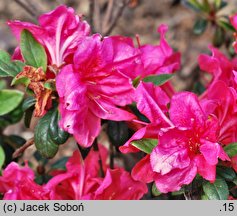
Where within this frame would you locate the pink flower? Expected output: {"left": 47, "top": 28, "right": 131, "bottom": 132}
{"left": 56, "top": 34, "right": 137, "bottom": 147}
{"left": 198, "top": 47, "right": 237, "bottom": 98}
{"left": 120, "top": 82, "right": 171, "bottom": 154}
{"left": 45, "top": 145, "right": 147, "bottom": 200}
{"left": 202, "top": 81, "right": 237, "bottom": 145}
{"left": 120, "top": 82, "right": 171, "bottom": 182}
{"left": 94, "top": 168, "right": 147, "bottom": 200}
{"left": 8, "top": 5, "right": 90, "bottom": 67}
{"left": 139, "top": 25, "right": 180, "bottom": 78}
{"left": 150, "top": 92, "right": 229, "bottom": 193}
{"left": 0, "top": 144, "right": 147, "bottom": 200}
{"left": 45, "top": 147, "right": 106, "bottom": 200}
{"left": 121, "top": 82, "right": 229, "bottom": 193}
{"left": 0, "top": 162, "right": 48, "bottom": 200}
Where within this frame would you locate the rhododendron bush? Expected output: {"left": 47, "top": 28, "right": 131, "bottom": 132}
{"left": 2, "top": 0, "right": 237, "bottom": 200}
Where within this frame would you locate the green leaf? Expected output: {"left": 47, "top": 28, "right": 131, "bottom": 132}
{"left": 49, "top": 109, "right": 69, "bottom": 145}
{"left": 201, "top": 194, "right": 209, "bottom": 200}
{"left": 193, "top": 18, "right": 208, "bottom": 35}
{"left": 51, "top": 157, "right": 69, "bottom": 170}
{"left": 34, "top": 109, "right": 59, "bottom": 158}
{"left": 203, "top": 177, "right": 229, "bottom": 200}
{"left": 217, "top": 166, "right": 236, "bottom": 182}
{"left": 0, "top": 50, "right": 25, "bottom": 77}
{"left": 0, "top": 89, "right": 24, "bottom": 116}
{"left": 131, "top": 138, "right": 158, "bottom": 154}
{"left": 185, "top": 0, "right": 204, "bottom": 11}
{"left": 0, "top": 80, "right": 6, "bottom": 90}
{"left": 20, "top": 30, "right": 47, "bottom": 72}
{"left": 224, "top": 143, "right": 237, "bottom": 157}
{"left": 107, "top": 121, "right": 129, "bottom": 148}
{"left": 0, "top": 145, "right": 5, "bottom": 169}
{"left": 215, "top": 0, "right": 227, "bottom": 10}
{"left": 218, "top": 20, "right": 236, "bottom": 32}
{"left": 132, "top": 76, "right": 141, "bottom": 88}
{"left": 213, "top": 26, "right": 225, "bottom": 47}
{"left": 11, "top": 76, "right": 30, "bottom": 86}
{"left": 143, "top": 74, "right": 174, "bottom": 86}
{"left": 152, "top": 183, "right": 162, "bottom": 197}
{"left": 22, "top": 96, "right": 36, "bottom": 111}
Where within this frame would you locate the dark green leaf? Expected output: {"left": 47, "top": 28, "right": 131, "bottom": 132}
{"left": 22, "top": 96, "right": 36, "bottom": 111}
{"left": 152, "top": 183, "right": 162, "bottom": 197}
{"left": 0, "top": 89, "right": 24, "bottom": 116}
{"left": 217, "top": 166, "right": 236, "bottom": 182}
{"left": 202, "top": 177, "right": 229, "bottom": 200}
{"left": 131, "top": 138, "right": 158, "bottom": 154}
{"left": 171, "top": 188, "right": 185, "bottom": 196}
{"left": 0, "top": 50, "right": 25, "bottom": 77}
{"left": 143, "top": 74, "right": 174, "bottom": 86}
{"left": 218, "top": 20, "right": 236, "bottom": 32}
{"left": 224, "top": 143, "right": 237, "bottom": 157}
{"left": 193, "top": 18, "right": 208, "bottom": 35}
{"left": 107, "top": 121, "right": 129, "bottom": 147}
{"left": 20, "top": 30, "right": 47, "bottom": 72}
{"left": 49, "top": 109, "right": 69, "bottom": 145}
{"left": 51, "top": 157, "right": 69, "bottom": 170}
{"left": 35, "top": 110, "right": 59, "bottom": 158}
{"left": 213, "top": 26, "right": 225, "bottom": 47}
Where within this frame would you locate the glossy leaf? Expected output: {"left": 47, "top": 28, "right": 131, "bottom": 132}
{"left": 22, "top": 96, "right": 36, "bottom": 111}
{"left": 131, "top": 138, "right": 158, "bottom": 154}
{"left": 224, "top": 143, "right": 237, "bottom": 157}
{"left": 20, "top": 30, "right": 47, "bottom": 72}
{"left": 0, "top": 89, "right": 24, "bottom": 116}
{"left": 34, "top": 109, "right": 59, "bottom": 158}
{"left": 143, "top": 74, "right": 174, "bottom": 86}
{"left": 0, "top": 50, "right": 25, "bottom": 77}
{"left": 49, "top": 109, "right": 69, "bottom": 145}
{"left": 217, "top": 166, "right": 236, "bottom": 182}
{"left": 202, "top": 177, "right": 229, "bottom": 200}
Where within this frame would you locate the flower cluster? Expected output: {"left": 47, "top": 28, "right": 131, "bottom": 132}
{"left": 1, "top": 4, "right": 237, "bottom": 200}
{"left": 0, "top": 144, "right": 147, "bottom": 199}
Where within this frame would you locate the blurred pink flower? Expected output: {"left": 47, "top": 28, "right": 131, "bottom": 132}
{"left": 56, "top": 34, "right": 137, "bottom": 147}
{"left": 0, "top": 162, "right": 48, "bottom": 200}
{"left": 45, "top": 144, "right": 147, "bottom": 200}
{"left": 8, "top": 5, "right": 90, "bottom": 67}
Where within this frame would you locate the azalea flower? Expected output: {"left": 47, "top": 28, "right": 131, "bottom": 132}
{"left": 56, "top": 34, "right": 137, "bottom": 147}
{"left": 8, "top": 5, "right": 90, "bottom": 68}
{"left": 0, "top": 145, "right": 147, "bottom": 200}
{"left": 0, "top": 162, "right": 48, "bottom": 200}
{"left": 138, "top": 25, "right": 180, "bottom": 78}
{"left": 121, "top": 82, "right": 229, "bottom": 193}
{"left": 198, "top": 46, "right": 237, "bottom": 98}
